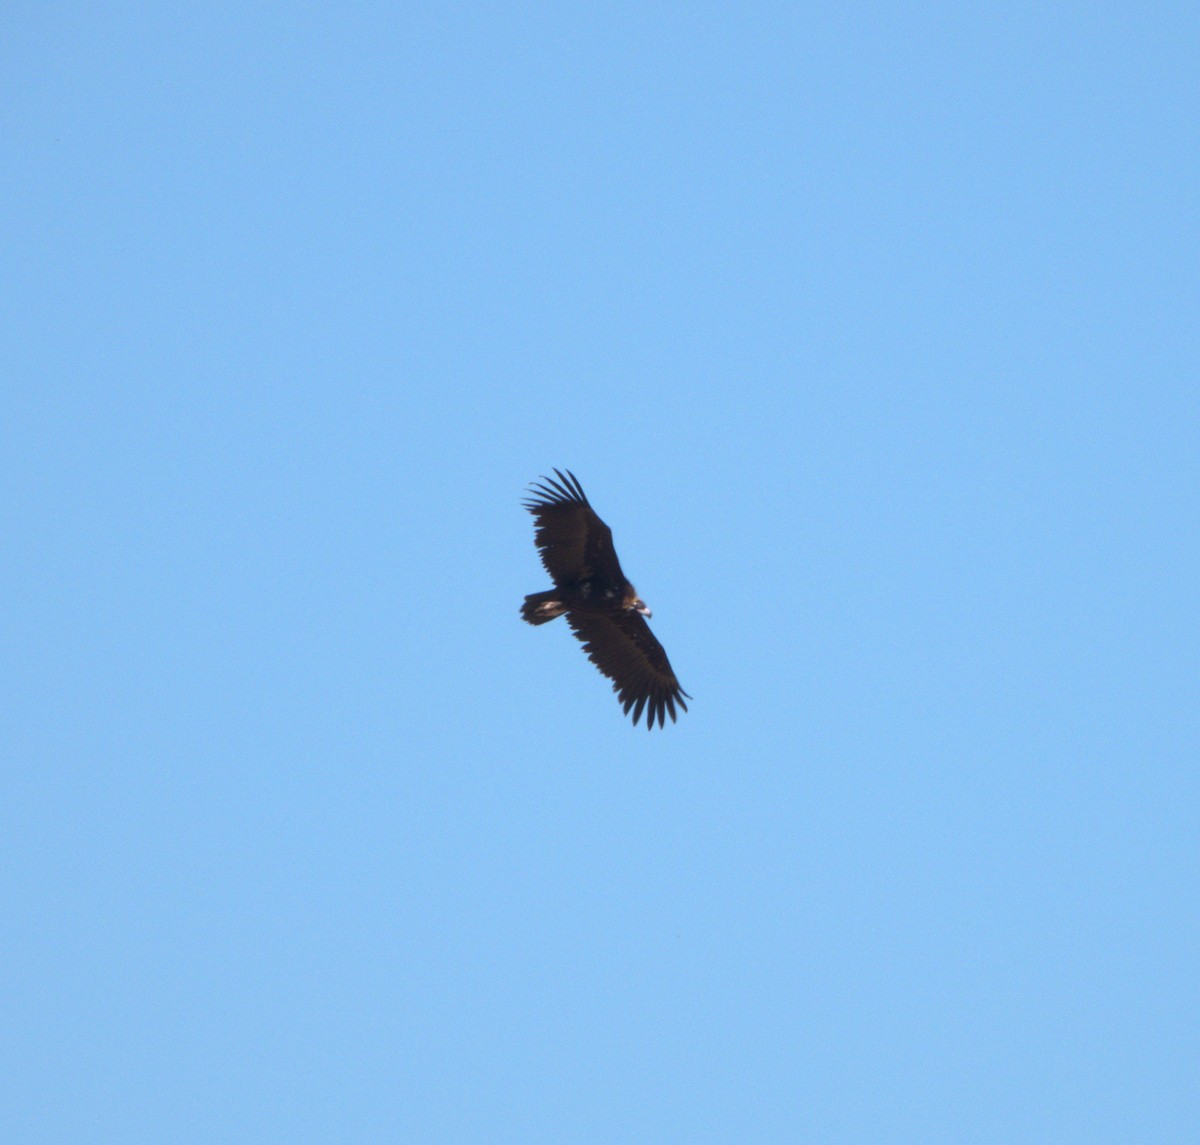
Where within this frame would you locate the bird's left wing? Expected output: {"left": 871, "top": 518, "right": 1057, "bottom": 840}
{"left": 565, "top": 610, "right": 689, "bottom": 729}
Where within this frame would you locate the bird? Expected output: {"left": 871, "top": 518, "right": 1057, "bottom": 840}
{"left": 521, "top": 469, "right": 689, "bottom": 729}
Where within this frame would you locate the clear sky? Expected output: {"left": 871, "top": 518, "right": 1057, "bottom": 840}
{"left": 3, "top": 4, "right": 1196, "bottom": 1142}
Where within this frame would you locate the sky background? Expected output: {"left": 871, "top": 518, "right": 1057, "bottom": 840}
{"left": 3, "top": 4, "right": 1197, "bottom": 1142}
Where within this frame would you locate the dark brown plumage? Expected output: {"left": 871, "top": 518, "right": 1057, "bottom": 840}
{"left": 521, "top": 469, "right": 689, "bottom": 729}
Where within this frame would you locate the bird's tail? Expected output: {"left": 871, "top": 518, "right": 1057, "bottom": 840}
{"left": 521, "top": 591, "right": 567, "bottom": 625}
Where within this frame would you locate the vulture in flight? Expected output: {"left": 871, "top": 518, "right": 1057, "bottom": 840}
{"left": 521, "top": 469, "right": 689, "bottom": 729}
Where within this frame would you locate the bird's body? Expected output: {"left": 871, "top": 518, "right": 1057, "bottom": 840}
{"left": 521, "top": 469, "right": 689, "bottom": 729}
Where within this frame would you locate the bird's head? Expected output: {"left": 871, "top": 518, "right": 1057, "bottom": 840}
{"left": 625, "top": 589, "right": 652, "bottom": 619}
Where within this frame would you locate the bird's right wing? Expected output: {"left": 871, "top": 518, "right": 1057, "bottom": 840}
{"left": 523, "top": 469, "right": 627, "bottom": 586}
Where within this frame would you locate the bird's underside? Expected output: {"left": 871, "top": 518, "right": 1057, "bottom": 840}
{"left": 521, "top": 469, "right": 689, "bottom": 730}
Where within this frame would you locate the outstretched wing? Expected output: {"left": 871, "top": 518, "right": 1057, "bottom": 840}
{"left": 523, "top": 469, "right": 627, "bottom": 586}
{"left": 566, "top": 610, "right": 690, "bottom": 730}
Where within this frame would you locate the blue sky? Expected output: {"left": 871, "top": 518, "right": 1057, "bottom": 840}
{"left": 3, "top": 4, "right": 1196, "bottom": 1141}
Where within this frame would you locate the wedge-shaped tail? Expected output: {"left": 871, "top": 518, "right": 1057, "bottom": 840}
{"left": 521, "top": 590, "right": 567, "bottom": 626}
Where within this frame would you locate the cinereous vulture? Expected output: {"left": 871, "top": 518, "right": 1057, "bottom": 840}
{"left": 521, "top": 469, "right": 689, "bottom": 729}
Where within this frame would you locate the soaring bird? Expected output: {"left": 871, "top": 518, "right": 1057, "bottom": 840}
{"left": 521, "top": 469, "right": 689, "bottom": 729}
